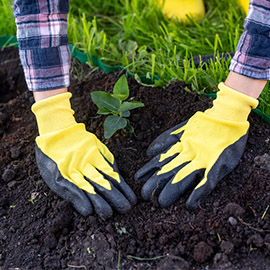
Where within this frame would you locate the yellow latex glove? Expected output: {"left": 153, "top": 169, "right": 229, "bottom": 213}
{"left": 32, "top": 92, "right": 136, "bottom": 218}
{"left": 162, "top": 0, "right": 205, "bottom": 22}
{"left": 239, "top": 0, "right": 249, "bottom": 15}
{"left": 135, "top": 83, "right": 258, "bottom": 210}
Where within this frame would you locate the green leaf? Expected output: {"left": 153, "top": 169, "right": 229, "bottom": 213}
{"left": 91, "top": 91, "right": 120, "bottom": 112}
{"left": 118, "top": 40, "right": 138, "bottom": 54}
{"left": 126, "top": 120, "right": 134, "bottom": 133}
{"left": 112, "top": 75, "right": 129, "bottom": 101}
{"left": 126, "top": 40, "right": 138, "bottom": 52}
{"left": 97, "top": 107, "right": 112, "bottom": 115}
{"left": 104, "top": 115, "right": 128, "bottom": 139}
{"left": 120, "top": 101, "right": 144, "bottom": 112}
{"left": 121, "top": 111, "right": 130, "bottom": 117}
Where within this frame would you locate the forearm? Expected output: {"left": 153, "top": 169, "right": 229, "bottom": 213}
{"left": 33, "top": 88, "right": 68, "bottom": 102}
{"left": 225, "top": 71, "right": 267, "bottom": 99}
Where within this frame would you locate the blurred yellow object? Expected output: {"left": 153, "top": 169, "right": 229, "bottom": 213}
{"left": 239, "top": 0, "right": 249, "bottom": 15}
{"left": 162, "top": 0, "right": 205, "bottom": 22}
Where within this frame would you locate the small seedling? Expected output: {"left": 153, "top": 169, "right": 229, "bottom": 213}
{"left": 261, "top": 205, "right": 269, "bottom": 220}
{"left": 28, "top": 192, "right": 39, "bottom": 205}
{"left": 91, "top": 75, "right": 144, "bottom": 138}
{"left": 115, "top": 222, "right": 127, "bottom": 235}
{"left": 28, "top": 199, "right": 35, "bottom": 205}
{"left": 117, "top": 250, "right": 121, "bottom": 270}
{"left": 217, "top": 233, "right": 221, "bottom": 242}
{"left": 117, "top": 227, "right": 127, "bottom": 235}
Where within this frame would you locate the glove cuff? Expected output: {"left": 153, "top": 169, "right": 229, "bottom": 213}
{"left": 205, "top": 82, "right": 259, "bottom": 122}
{"left": 31, "top": 92, "right": 77, "bottom": 135}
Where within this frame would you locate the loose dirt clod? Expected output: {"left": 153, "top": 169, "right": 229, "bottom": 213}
{"left": 247, "top": 234, "right": 264, "bottom": 248}
{"left": 2, "top": 168, "right": 15, "bottom": 182}
{"left": 193, "top": 241, "right": 213, "bottom": 263}
{"left": 223, "top": 203, "right": 245, "bottom": 218}
{"left": 221, "top": 241, "right": 234, "bottom": 255}
{"left": 254, "top": 153, "right": 270, "bottom": 171}
{"left": 228, "top": 216, "right": 238, "bottom": 226}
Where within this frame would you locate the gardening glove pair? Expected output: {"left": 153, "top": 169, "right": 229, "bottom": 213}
{"left": 135, "top": 83, "right": 258, "bottom": 210}
{"left": 32, "top": 92, "right": 137, "bottom": 218}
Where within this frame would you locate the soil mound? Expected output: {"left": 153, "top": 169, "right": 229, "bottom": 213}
{"left": 1, "top": 48, "right": 270, "bottom": 270}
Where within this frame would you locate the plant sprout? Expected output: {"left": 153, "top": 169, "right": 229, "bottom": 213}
{"left": 91, "top": 75, "right": 144, "bottom": 138}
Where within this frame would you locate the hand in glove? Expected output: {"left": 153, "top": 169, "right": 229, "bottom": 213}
{"left": 135, "top": 83, "right": 258, "bottom": 210}
{"left": 32, "top": 92, "right": 136, "bottom": 218}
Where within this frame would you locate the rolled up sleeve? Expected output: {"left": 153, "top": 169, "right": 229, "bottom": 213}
{"left": 13, "top": 0, "right": 70, "bottom": 91}
{"left": 230, "top": 0, "right": 270, "bottom": 80}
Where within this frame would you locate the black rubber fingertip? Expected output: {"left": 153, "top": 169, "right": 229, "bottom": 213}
{"left": 141, "top": 180, "right": 154, "bottom": 200}
{"left": 146, "top": 143, "right": 164, "bottom": 158}
{"left": 110, "top": 174, "right": 137, "bottom": 206}
{"left": 141, "top": 167, "right": 182, "bottom": 201}
{"left": 72, "top": 200, "right": 94, "bottom": 217}
{"left": 185, "top": 198, "right": 199, "bottom": 211}
{"left": 130, "top": 192, "right": 137, "bottom": 206}
{"left": 146, "top": 136, "right": 177, "bottom": 158}
{"left": 141, "top": 181, "right": 159, "bottom": 201}
{"left": 87, "top": 193, "right": 113, "bottom": 219}
{"left": 141, "top": 188, "right": 150, "bottom": 201}
{"left": 110, "top": 196, "right": 132, "bottom": 214}
{"left": 186, "top": 185, "right": 209, "bottom": 211}
{"left": 135, "top": 154, "right": 177, "bottom": 183}
{"left": 123, "top": 184, "right": 137, "bottom": 206}
{"left": 146, "top": 121, "right": 187, "bottom": 157}
{"left": 119, "top": 185, "right": 137, "bottom": 206}
{"left": 158, "top": 199, "right": 170, "bottom": 208}
{"left": 87, "top": 178, "right": 132, "bottom": 214}
{"left": 134, "top": 168, "right": 157, "bottom": 182}
{"left": 119, "top": 203, "right": 132, "bottom": 214}
{"left": 158, "top": 187, "right": 180, "bottom": 208}
{"left": 97, "top": 161, "right": 137, "bottom": 206}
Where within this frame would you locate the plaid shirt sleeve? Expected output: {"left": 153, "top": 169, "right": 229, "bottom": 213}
{"left": 229, "top": 0, "right": 270, "bottom": 80}
{"left": 13, "top": 0, "right": 70, "bottom": 91}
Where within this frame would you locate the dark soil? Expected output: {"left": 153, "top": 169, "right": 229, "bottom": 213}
{"left": 1, "top": 47, "right": 270, "bottom": 270}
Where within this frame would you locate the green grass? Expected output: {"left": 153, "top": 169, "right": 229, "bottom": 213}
{"left": 0, "top": 0, "right": 269, "bottom": 117}
{"left": 258, "top": 81, "right": 270, "bottom": 117}
{"left": 68, "top": 0, "right": 244, "bottom": 87}
{"left": 0, "top": 0, "right": 16, "bottom": 36}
